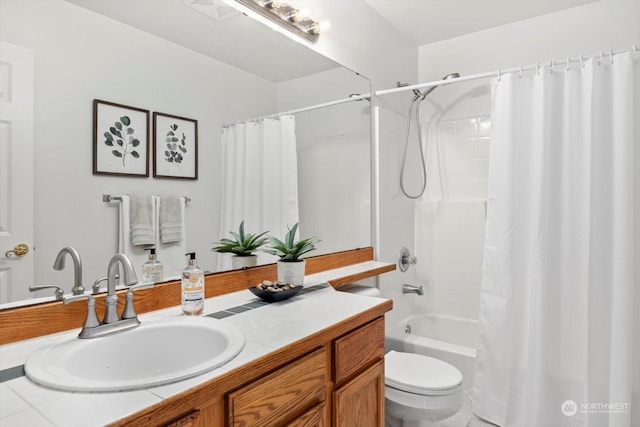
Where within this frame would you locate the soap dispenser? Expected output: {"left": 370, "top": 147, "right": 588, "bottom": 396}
{"left": 181, "top": 252, "right": 204, "bottom": 315}
{"left": 142, "top": 248, "right": 164, "bottom": 284}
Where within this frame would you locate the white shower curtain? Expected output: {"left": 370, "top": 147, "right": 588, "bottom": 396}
{"left": 218, "top": 116, "right": 299, "bottom": 271}
{"left": 473, "top": 51, "right": 638, "bottom": 427}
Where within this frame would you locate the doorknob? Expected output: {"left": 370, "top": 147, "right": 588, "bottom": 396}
{"left": 5, "top": 243, "right": 29, "bottom": 258}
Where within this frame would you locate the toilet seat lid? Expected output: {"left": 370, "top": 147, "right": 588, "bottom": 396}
{"left": 385, "top": 350, "right": 463, "bottom": 396}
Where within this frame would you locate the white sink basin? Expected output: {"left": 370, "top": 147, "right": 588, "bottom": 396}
{"left": 25, "top": 316, "right": 245, "bottom": 392}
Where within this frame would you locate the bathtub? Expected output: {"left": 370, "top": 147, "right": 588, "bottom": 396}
{"left": 385, "top": 313, "right": 478, "bottom": 415}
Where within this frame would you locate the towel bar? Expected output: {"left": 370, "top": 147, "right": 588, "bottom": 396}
{"left": 102, "top": 194, "right": 191, "bottom": 204}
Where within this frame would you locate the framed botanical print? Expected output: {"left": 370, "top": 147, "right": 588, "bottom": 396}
{"left": 153, "top": 112, "right": 198, "bottom": 180}
{"left": 93, "top": 99, "right": 149, "bottom": 177}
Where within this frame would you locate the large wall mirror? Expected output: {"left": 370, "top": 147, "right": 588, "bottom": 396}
{"left": 0, "top": 0, "right": 371, "bottom": 307}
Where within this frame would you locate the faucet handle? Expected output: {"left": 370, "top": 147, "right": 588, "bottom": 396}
{"left": 63, "top": 293, "right": 101, "bottom": 329}
{"left": 121, "top": 282, "right": 154, "bottom": 320}
{"left": 29, "top": 285, "right": 64, "bottom": 300}
{"left": 92, "top": 274, "right": 120, "bottom": 294}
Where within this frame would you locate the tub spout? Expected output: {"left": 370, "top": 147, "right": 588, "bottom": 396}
{"left": 402, "top": 284, "right": 424, "bottom": 296}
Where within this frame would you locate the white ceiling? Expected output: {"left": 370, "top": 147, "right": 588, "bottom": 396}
{"left": 67, "top": 0, "right": 601, "bottom": 82}
{"left": 364, "top": 0, "right": 600, "bottom": 46}
{"left": 67, "top": 0, "right": 339, "bottom": 82}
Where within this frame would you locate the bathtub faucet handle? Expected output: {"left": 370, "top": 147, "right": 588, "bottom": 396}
{"left": 398, "top": 247, "right": 417, "bottom": 272}
{"left": 402, "top": 284, "right": 424, "bottom": 296}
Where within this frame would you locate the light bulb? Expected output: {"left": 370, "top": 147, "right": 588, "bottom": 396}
{"left": 263, "top": 0, "right": 280, "bottom": 9}
{"left": 318, "top": 21, "right": 331, "bottom": 33}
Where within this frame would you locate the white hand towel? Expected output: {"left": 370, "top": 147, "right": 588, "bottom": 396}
{"left": 130, "top": 194, "right": 155, "bottom": 247}
{"left": 160, "top": 195, "right": 183, "bottom": 244}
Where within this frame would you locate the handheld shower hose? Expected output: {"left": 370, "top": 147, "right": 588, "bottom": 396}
{"left": 399, "top": 73, "right": 460, "bottom": 199}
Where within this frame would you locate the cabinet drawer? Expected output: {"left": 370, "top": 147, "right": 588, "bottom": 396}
{"left": 333, "top": 317, "right": 384, "bottom": 385}
{"left": 228, "top": 347, "right": 327, "bottom": 427}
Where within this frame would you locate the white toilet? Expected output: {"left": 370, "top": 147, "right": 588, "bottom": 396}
{"left": 384, "top": 350, "right": 463, "bottom": 427}
{"left": 339, "top": 284, "right": 464, "bottom": 427}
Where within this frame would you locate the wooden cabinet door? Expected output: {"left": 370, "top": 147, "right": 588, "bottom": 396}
{"left": 333, "top": 360, "right": 385, "bottom": 427}
{"left": 285, "top": 403, "right": 325, "bottom": 427}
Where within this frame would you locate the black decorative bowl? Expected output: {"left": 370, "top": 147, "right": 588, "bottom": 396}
{"left": 248, "top": 285, "right": 303, "bottom": 302}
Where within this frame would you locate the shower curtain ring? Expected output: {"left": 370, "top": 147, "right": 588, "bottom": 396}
{"left": 580, "top": 55, "right": 585, "bottom": 69}
{"left": 599, "top": 51, "right": 604, "bottom": 65}
{"left": 497, "top": 69, "right": 502, "bottom": 81}
{"left": 608, "top": 49, "right": 614, "bottom": 64}
{"left": 633, "top": 44, "right": 638, "bottom": 53}
{"left": 536, "top": 62, "right": 540, "bottom": 75}
{"left": 519, "top": 66, "right": 523, "bottom": 78}
{"left": 565, "top": 57, "right": 571, "bottom": 71}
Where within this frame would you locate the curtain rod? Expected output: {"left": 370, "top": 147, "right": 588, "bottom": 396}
{"left": 223, "top": 93, "right": 371, "bottom": 127}
{"left": 375, "top": 45, "right": 638, "bottom": 98}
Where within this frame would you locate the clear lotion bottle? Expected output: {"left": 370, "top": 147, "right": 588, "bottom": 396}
{"left": 182, "top": 252, "right": 204, "bottom": 315}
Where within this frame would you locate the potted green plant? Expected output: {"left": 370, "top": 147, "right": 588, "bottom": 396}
{"left": 266, "top": 222, "right": 320, "bottom": 285}
{"left": 212, "top": 221, "right": 269, "bottom": 269}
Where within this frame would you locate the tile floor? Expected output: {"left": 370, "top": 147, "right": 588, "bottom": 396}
{"left": 440, "top": 412, "right": 497, "bottom": 427}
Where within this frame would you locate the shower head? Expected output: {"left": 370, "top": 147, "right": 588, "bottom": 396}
{"left": 419, "top": 72, "right": 461, "bottom": 100}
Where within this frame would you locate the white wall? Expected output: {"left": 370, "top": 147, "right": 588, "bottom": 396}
{"left": 411, "top": 0, "right": 640, "bottom": 322}
{"left": 1, "top": 0, "right": 277, "bottom": 287}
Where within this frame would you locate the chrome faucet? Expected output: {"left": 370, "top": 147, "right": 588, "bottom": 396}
{"left": 64, "top": 253, "right": 153, "bottom": 339}
{"left": 53, "top": 247, "right": 84, "bottom": 295}
{"left": 402, "top": 284, "right": 424, "bottom": 296}
{"left": 104, "top": 253, "right": 138, "bottom": 324}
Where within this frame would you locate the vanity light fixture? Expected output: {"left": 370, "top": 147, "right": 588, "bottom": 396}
{"left": 233, "top": 0, "right": 327, "bottom": 43}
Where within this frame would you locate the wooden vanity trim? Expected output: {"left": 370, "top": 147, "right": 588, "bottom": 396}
{"left": 107, "top": 301, "right": 392, "bottom": 427}
{"left": 0, "top": 247, "right": 394, "bottom": 345}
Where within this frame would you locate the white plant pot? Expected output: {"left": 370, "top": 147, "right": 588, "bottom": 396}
{"left": 277, "top": 260, "right": 305, "bottom": 285}
{"left": 232, "top": 255, "right": 258, "bottom": 270}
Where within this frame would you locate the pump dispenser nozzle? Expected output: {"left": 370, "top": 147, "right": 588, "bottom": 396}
{"left": 185, "top": 252, "right": 197, "bottom": 266}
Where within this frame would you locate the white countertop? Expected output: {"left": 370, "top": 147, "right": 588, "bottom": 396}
{"left": 0, "top": 262, "right": 390, "bottom": 427}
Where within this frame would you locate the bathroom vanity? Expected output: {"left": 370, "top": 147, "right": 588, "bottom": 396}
{"left": 117, "top": 291, "right": 388, "bottom": 427}
{"left": 0, "top": 249, "right": 394, "bottom": 426}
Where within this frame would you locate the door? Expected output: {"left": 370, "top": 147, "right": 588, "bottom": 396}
{"left": 0, "top": 41, "right": 34, "bottom": 303}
